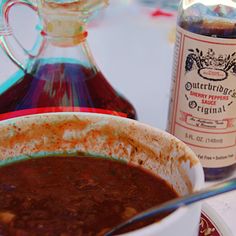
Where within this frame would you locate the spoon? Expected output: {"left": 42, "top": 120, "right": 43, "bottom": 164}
{"left": 105, "top": 177, "right": 236, "bottom": 236}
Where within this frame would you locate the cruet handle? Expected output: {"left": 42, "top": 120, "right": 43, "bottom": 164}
{"left": 0, "top": 0, "right": 37, "bottom": 71}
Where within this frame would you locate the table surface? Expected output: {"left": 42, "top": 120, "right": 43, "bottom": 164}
{"left": 0, "top": 1, "right": 235, "bottom": 235}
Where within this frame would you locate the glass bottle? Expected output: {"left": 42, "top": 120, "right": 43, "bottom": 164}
{"left": 168, "top": 0, "right": 236, "bottom": 180}
{"left": 0, "top": 0, "right": 137, "bottom": 120}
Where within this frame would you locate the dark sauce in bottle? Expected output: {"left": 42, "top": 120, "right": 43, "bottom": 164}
{"left": 177, "top": 5, "right": 236, "bottom": 180}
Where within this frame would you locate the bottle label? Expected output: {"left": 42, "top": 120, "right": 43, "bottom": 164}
{"left": 0, "top": 107, "right": 128, "bottom": 121}
{"left": 168, "top": 26, "right": 236, "bottom": 168}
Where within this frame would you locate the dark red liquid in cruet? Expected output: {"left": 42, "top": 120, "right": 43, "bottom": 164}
{"left": 0, "top": 62, "right": 137, "bottom": 120}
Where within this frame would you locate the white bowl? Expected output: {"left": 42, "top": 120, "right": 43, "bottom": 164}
{"left": 0, "top": 112, "right": 204, "bottom": 236}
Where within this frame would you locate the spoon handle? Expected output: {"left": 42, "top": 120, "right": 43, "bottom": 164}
{"left": 105, "top": 177, "right": 236, "bottom": 236}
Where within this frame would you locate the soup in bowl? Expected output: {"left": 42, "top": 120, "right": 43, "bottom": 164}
{"left": 0, "top": 113, "right": 204, "bottom": 236}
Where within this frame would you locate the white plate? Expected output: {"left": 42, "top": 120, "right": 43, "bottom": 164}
{"left": 199, "top": 203, "right": 233, "bottom": 236}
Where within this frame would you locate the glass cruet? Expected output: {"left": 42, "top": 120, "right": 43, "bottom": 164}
{"left": 0, "top": 0, "right": 137, "bottom": 120}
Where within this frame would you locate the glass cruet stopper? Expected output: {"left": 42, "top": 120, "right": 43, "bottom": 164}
{"left": 38, "top": 0, "right": 109, "bottom": 45}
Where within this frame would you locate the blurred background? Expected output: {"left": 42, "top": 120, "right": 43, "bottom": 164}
{"left": 1, "top": 1, "right": 236, "bottom": 233}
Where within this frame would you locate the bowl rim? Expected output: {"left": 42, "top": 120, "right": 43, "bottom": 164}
{"left": 0, "top": 112, "right": 205, "bottom": 234}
